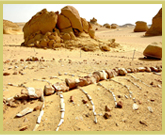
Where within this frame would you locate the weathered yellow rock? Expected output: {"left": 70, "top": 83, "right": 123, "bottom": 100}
{"left": 23, "top": 9, "right": 58, "bottom": 40}
{"left": 89, "top": 29, "right": 95, "bottom": 39}
{"left": 48, "top": 40, "right": 55, "bottom": 48}
{"left": 111, "top": 24, "right": 118, "bottom": 29}
{"left": 145, "top": 8, "right": 162, "bottom": 36}
{"left": 143, "top": 42, "right": 162, "bottom": 59}
{"left": 3, "top": 20, "right": 22, "bottom": 34}
{"left": 57, "top": 14, "right": 72, "bottom": 30}
{"left": 61, "top": 6, "right": 83, "bottom": 32}
{"left": 134, "top": 21, "right": 148, "bottom": 32}
{"left": 81, "top": 18, "right": 89, "bottom": 33}
{"left": 62, "top": 33, "right": 71, "bottom": 40}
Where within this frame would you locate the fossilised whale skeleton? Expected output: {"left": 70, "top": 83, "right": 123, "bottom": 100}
{"left": 4, "top": 65, "right": 162, "bottom": 131}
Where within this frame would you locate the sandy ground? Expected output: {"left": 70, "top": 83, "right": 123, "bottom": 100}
{"left": 3, "top": 25, "right": 162, "bottom": 131}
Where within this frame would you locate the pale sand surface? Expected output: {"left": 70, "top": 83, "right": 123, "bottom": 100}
{"left": 3, "top": 25, "right": 162, "bottom": 131}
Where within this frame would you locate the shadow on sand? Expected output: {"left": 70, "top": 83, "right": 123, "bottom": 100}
{"left": 138, "top": 57, "right": 161, "bottom": 61}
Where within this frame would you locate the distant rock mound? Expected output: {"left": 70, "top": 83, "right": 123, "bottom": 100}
{"left": 143, "top": 42, "right": 162, "bottom": 59}
{"left": 145, "top": 8, "right": 162, "bottom": 36}
{"left": 21, "top": 6, "right": 119, "bottom": 52}
{"left": 3, "top": 20, "right": 22, "bottom": 34}
{"left": 90, "top": 17, "right": 97, "bottom": 24}
{"left": 120, "top": 23, "right": 134, "bottom": 27}
{"left": 134, "top": 21, "right": 148, "bottom": 32}
{"left": 103, "top": 23, "right": 111, "bottom": 29}
{"left": 111, "top": 24, "right": 118, "bottom": 29}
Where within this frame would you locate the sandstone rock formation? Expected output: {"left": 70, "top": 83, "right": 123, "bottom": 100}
{"left": 21, "top": 6, "right": 119, "bottom": 52}
{"left": 61, "top": 6, "right": 83, "bottom": 32}
{"left": 3, "top": 20, "right": 22, "bottom": 34}
{"left": 143, "top": 42, "right": 162, "bottom": 59}
{"left": 111, "top": 24, "right": 118, "bottom": 29}
{"left": 90, "top": 17, "right": 97, "bottom": 24}
{"left": 81, "top": 18, "right": 89, "bottom": 33}
{"left": 134, "top": 21, "right": 148, "bottom": 32}
{"left": 103, "top": 23, "right": 111, "bottom": 29}
{"left": 23, "top": 9, "right": 58, "bottom": 40}
{"left": 145, "top": 8, "right": 162, "bottom": 36}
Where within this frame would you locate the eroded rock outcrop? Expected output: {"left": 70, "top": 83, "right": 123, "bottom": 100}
{"left": 23, "top": 9, "right": 58, "bottom": 40}
{"left": 134, "top": 21, "right": 148, "bottom": 32}
{"left": 111, "top": 24, "right": 118, "bottom": 29}
{"left": 61, "top": 6, "right": 83, "bottom": 32}
{"left": 90, "top": 17, "right": 97, "bottom": 24}
{"left": 21, "top": 6, "right": 119, "bottom": 52}
{"left": 103, "top": 23, "right": 111, "bottom": 29}
{"left": 145, "top": 8, "right": 162, "bottom": 36}
{"left": 3, "top": 20, "right": 22, "bottom": 34}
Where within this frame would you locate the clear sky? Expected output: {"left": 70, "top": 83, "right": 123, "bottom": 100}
{"left": 3, "top": 4, "right": 162, "bottom": 26}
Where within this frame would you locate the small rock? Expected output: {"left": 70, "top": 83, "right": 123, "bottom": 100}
{"left": 4, "top": 59, "right": 10, "bottom": 64}
{"left": 82, "top": 99, "right": 88, "bottom": 104}
{"left": 138, "top": 100, "right": 142, "bottom": 104}
{"left": 150, "top": 99, "right": 155, "bottom": 102}
{"left": 70, "top": 96, "right": 74, "bottom": 102}
{"left": 117, "top": 101, "right": 123, "bottom": 108}
{"left": 133, "top": 103, "right": 139, "bottom": 110}
{"left": 8, "top": 101, "right": 18, "bottom": 108}
{"left": 85, "top": 114, "right": 89, "bottom": 117}
{"left": 117, "top": 95, "right": 122, "bottom": 98}
{"left": 104, "top": 112, "right": 111, "bottom": 119}
{"left": 20, "top": 59, "right": 24, "bottom": 62}
{"left": 19, "top": 125, "right": 28, "bottom": 131}
{"left": 147, "top": 106, "right": 153, "bottom": 113}
{"left": 105, "top": 105, "right": 111, "bottom": 112}
{"left": 3, "top": 72, "right": 10, "bottom": 76}
{"left": 13, "top": 71, "right": 18, "bottom": 75}
{"left": 34, "top": 105, "right": 42, "bottom": 111}
{"left": 44, "top": 85, "right": 54, "bottom": 96}
{"left": 58, "top": 72, "right": 62, "bottom": 76}
{"left": 150, "top": 82, "right": 154, "bottom": 85}
{"left": 139, "top": 120, "right": 147, "bottom": 126}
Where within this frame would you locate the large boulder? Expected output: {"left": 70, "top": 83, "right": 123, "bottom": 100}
{"left": 23, "top": 9, "right": 58, "bottom": 40}
{"left": 143, "top": 42, "right": 162, "bottom": 59}
{"left": 81, "top": 18, "right": 89, "bottom": 33}
{"left": 145, "top": 8, "right": 162, "bottom": 36}
{"left": 3, "top": 20, "right": 22, "bottom": 34}
{"left": 134, "top": 21, "right": 148, "bottom": 32}
{"left": 61, "top": 6, "right": 83, "bottom": 32}
{"left": 57, "top": 14, "right": 72, "bottom": 31}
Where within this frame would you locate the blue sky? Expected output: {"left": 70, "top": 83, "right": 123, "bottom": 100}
{"left": 3, "top": 4, "right": 162, "bottom": 25}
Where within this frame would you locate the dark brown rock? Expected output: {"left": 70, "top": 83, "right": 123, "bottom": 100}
{"left": 3, "top": 72, "right": 10, "bottom": 76}
{"left": 104, "top": 112, "right": 111, "bottom": 119}
{"left": 117, "top": 101, "right": 123, "bottom": 108}
{"left": 105, "top": 105, "right": 111, "bottom": 112}
{"left": 82, "top": 99, "right": 88, "bottom": 104}
{"left": 70, "top": 96, "right": 74, "bottom": 102}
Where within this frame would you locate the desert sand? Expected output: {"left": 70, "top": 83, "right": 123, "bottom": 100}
{"left": 3, "top": 23, "right": 162, "bottom": 131}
